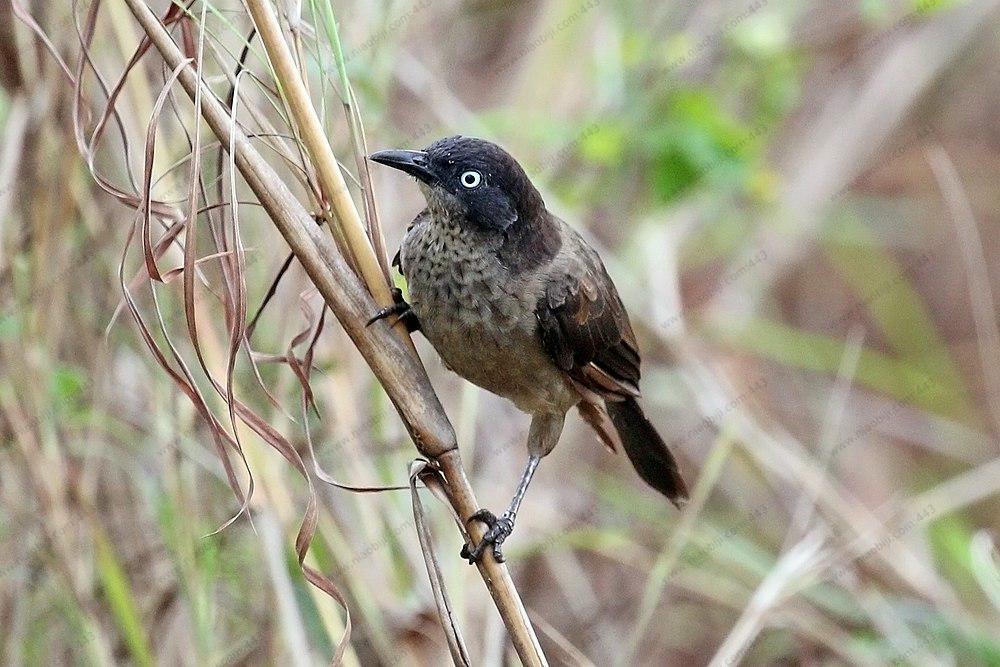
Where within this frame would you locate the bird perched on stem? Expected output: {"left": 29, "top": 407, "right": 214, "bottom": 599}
{"left": 369, "top": 136, "right": 688, "bottom": 563}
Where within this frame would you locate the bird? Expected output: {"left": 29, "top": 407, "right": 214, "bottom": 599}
{"left": 368, "top": 136, "right": 688, "bottom": 563}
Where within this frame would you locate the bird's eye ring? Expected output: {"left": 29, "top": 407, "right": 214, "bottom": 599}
{"left": 460, "top": 170, "right": 482, "bottom": 188}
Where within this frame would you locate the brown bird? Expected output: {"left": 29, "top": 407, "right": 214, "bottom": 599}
{"left": 369, "top": 136, "right": 688, "bottom": 563}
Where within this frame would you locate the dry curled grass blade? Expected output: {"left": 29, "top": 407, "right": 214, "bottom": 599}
{"left": 301, "top": 389, "right": 409, "bottom": 494}
{"left": 83, "top": 5, "right": 384, "bottom": 655}
{"left": 68, "top": 0, "right": 181, "bottom": 222}
{"left": 10, "top": 0, "right": 74, "bottom": 83}
{"left": 117, "top": 208, "right": 250, "bottom": 524}
{"left": 409, "top": 460, "right": 472, "bottom": 667}
{"left": 247, "top": 251, "right": 295, "bottom": 338}
{"left": 128, "top": 54, "right": 255, "bottom": 532}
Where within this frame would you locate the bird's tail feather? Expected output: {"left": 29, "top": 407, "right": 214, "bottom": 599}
{"left": 606, "top": 397, "right": 688, "bottom": 508}
{"left": 577, "top": 400, "right": 622, "bottom": 454}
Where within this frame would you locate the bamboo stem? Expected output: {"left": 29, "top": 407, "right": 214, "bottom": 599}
{"left": 243, "top": 0, "right": 391, "bottom": 304}
{"left": 120, "top": 1, "right": 545, "bottom": 664}
{"left": 437, "top": 451, "right": 547, "bottom": 664}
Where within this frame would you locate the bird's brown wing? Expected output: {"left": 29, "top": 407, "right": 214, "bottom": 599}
{"left": 536, "top": 235, "right": 641, "bottom": 402}
{"left": 536, "top": 229, "right": 688, "bottom": 504}
{"left": 535, "top": 225, "right": 687, "bottom": 503}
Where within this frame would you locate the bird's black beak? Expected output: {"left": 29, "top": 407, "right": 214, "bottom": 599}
{"left": 369, "top": 149, "right": 436, "bottom": 184}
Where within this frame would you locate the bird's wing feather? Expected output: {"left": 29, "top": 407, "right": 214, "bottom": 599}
{"left": 537, "top": 225, "right": 687, "bottom": 503}
{"left": 536, "top": 225, "right": 641, "bottom": 401}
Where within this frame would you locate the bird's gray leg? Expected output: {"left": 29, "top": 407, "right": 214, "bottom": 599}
{"left": 462, "top": 413, "right": 564, "bottom": 564}
{"left": 461, "top": 456, "right": 539, "bottom": 564}
{"left": 507, "top": 455, "right": 541, "bottom": 518}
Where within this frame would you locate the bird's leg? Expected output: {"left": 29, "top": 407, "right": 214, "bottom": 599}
{"left": 365, "top": 287, "right": 420, "bottom": 332}
{"left": 461, "top": 409, "right": 564, "bottom": 564}
{"left": 461, "top": 455, "right": 541, "bottom": 564}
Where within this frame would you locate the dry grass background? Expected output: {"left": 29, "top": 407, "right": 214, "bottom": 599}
{"left": 2, "top": 0, "right": 1000, "bottom": 665}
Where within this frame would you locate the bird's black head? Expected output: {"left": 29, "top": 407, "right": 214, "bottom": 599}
{"left": 370, "top": 136, "right": 544, "bottom": 235}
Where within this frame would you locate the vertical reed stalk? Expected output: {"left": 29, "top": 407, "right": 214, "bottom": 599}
{"left": 120, "top": 1, "right": 546, "bottom": 663}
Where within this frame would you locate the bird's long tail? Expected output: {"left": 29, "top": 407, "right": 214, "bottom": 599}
{"left": 605, "top": 397, "right": 689, "bottom": 508}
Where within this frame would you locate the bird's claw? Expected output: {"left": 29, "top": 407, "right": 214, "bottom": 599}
{"left": 460, "top": 509, "right": 515, "bottom": 564}
{"left": 365, "top": 287, "right": 420, "bottom": 332}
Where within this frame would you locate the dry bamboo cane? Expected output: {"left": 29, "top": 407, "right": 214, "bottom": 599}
{"left": 120, "top": 0, "right": 546, "bottom": 664}
{"left": 243, "top": 0, "right": 389, "bottom": 304}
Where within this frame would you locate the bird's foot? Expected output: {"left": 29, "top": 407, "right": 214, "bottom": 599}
{"left": 460, "top": 509, "right": 515, "bottom": 564}
{"left": 365, "top": 287, "right": 420, "bottom": 332}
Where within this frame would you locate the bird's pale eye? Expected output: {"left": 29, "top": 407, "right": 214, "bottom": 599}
{"left": 460, "top": 170, "right": 482, "bottom": 188}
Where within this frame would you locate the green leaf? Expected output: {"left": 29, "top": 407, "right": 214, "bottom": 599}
{"left": 704, "top": 317, "right": 974, "bottom": 422}
{"left": 50, "top": 366, "right": 86, "bottom": 404}
{"left": 823, "top": 215, "right": 974, "bottom": 421}
{"left": 92, "top": 519, "right": 154, "bottom": 667}
{"left": 0, "top": 312, "right": 19, "bottom": 339}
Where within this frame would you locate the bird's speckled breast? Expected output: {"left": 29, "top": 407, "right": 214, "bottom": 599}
{"left": 400, "top": 215, "right": 577, "bottom": 415}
